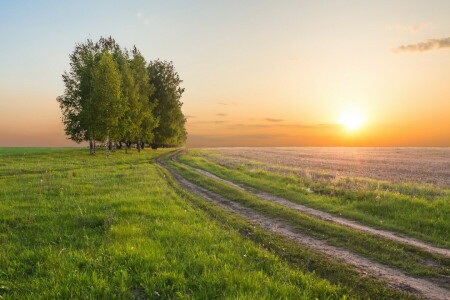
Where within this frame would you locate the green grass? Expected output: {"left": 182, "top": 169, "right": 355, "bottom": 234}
{"left": 159, "top": 164, "right": 413, "bottom": 300}
{"left": 178, "top": 150, "right": 450, "bottom": 248}
{"left": 0, "top": 147, "right": 78, "bottom": 156}
{"left": 1, "top": 148, "right": 354, "bottom": 299}
{"left": 167, "top": 154, "right": 449, "bottom": 278}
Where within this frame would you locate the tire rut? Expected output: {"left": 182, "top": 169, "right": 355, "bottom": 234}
{"left": 173, "top": 154, "right": 450, "bottom": 259}
{"left": 157, "top": 152, "right": 450, "bottom": 300}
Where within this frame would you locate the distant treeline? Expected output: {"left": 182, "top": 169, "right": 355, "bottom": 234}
{"left": 57, "top": 37, "right": 186, "bottom": 156}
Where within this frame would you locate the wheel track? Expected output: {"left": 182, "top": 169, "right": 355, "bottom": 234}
{"left": 157, "top": 152, "right": 450, "bottom": 300}
{"left": 173, "top": 153, "right": 450, "bottom": 259}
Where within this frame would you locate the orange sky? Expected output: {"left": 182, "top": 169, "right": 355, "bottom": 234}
{"left": 0, "top": 1, "right": 449, "bottom": 147}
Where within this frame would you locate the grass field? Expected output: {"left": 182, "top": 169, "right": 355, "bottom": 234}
{"left": 0, "top": 147, "right": 78, "bottom": 156}
{"left": 1, "top": 147, "right": 448, "bottom": 299}
{"left": 0, "top": 148, "right": 356, "bottom": 299}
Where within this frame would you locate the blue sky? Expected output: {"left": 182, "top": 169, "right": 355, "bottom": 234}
{"left": 0, "top": 0, "right": 449, "bottom": 146}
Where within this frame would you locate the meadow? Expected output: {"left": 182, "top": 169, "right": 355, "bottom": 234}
{"left": 1, "top": 147, "right": 448, "bottom": 299}
{"left": 0, "top": 148, "right": 357, "bottom": 299}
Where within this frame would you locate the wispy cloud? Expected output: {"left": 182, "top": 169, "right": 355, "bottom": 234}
{"left": 185, "top": 115, "right": 196, "bottom": 119}
{"left": 218, "top": 102, "right": 238, "bottom": 106}
{"left": 393, "top": 37, "right": 450, "bottom": 53}
{"left": 190, "top": 120, "right": 229, "bottom": 125}
{"left": 227, "top": 123, "right": 340, "bottom": 129}
{"left": 216, "top": 113, "right": 227, "bottom": 116}
{"left": 387, "top": 22, "right": 431, "bottom": 34}
{"left": 266, "top": 118, "right": 283, "bottom": 122}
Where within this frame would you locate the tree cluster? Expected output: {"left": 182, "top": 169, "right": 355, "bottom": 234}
{"left": 57, "top": 37, "right": 186, "bottom": 156}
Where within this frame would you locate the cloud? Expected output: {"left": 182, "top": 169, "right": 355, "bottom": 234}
{"left": 190, "top": 120, "right": 229, "bottom": 125}
{"left": 266, "top": 118, "right": 283, "bottom": 122}
{"left": 185, "top": 115, "right": 196, "bottom": 119}
{"left": 279, "top": 123, "right": 340, "bottom": 129}
{"left": 228, "top": 123, "right": 271, "bottom": 129}
{"left": 387, "top": 22, "right": 431, "bottom": 34}
{"left": 393, "top": 37, "right": 450, "bottom": 53}
{"left": 218, "top": 102, "right": 238, "bottom": 106}
{"left": 187, "top": 133, "right": 287, "bottom": 143}
{"left": 216, "top": 113, "right": 227, "bottom": 116}
{"left": 227, "top": 123, "right": 340, "bottom": 129}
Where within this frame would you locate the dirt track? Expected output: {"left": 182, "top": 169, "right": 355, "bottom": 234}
{"left": 157, "top": 152, "right": 450, "bottom": 300}
{"left": 173, "top": 155, "right": 450, "bottom": 259}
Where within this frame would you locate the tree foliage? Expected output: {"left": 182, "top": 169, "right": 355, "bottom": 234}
{"left": 148, "top": 60, "right": 186, "bottom": 147}
{"left": 57, "top": 37, "right": 186, "bottom": 155}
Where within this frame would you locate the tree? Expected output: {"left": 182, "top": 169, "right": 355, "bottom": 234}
{"left": 58, "top": 37, "right": 186, "bottom": 155}
{"left": 91, "top": 52, "right": 123, "bottom": 158}
{"left": 114, "top": 49, "right": 137, "bottom": 153}
{"left": 58, "top": 40, "right": 97, "bottom": 154}
{"left": 131, "top": 48, "right": 158, "bottom": 152}
{"left": 147, "top": 60, "right": 186, "bottom": 148}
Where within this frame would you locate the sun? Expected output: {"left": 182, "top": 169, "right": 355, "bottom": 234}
{"left": 339, "top": 110, "right": 365, "bottom": 131}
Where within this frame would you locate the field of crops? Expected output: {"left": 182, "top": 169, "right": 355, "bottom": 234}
{"left": 207, "top": 147, "right": 450, "bottom": 187}
{"left": 1, "top": 147, "right": 449, "bottom": 299}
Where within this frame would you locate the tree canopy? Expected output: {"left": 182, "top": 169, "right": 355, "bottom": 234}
{"left": 57, "top": 37, "right": 186, "bottom": 155}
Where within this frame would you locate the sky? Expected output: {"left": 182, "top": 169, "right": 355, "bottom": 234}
{"left": 0, "top": 0, "right": 449, "bottom": 147}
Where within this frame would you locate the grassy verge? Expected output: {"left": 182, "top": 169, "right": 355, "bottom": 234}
{"left": 166, "top": 156, "right": 449, "bottom": 278}
{"left": 1, "top": 148, "right": 352, "bottom": 299}
{"left": 179, "top": 150, "right": 450, "bottom": 248}
{"left": 158, "top": 164, "right": 414, "bottom": 299}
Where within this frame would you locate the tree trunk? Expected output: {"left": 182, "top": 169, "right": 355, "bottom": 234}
{"left": 125, "top": 140, "right": 128, "bottom": 154}
{"left": 105, "top": 131, "right": 110, "bottom": 158}
{"left": 89, "top": 139, "right": 93, "bottom": 155}
{"left": 89, "top": 130, "right": 94, "bottom": 155}
{"left": 137, "top": 137, "right": 141, "bottom": 153}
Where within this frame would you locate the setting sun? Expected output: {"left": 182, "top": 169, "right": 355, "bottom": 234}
{"left": 339, "top": 110, "right": 365, "bottom": 131}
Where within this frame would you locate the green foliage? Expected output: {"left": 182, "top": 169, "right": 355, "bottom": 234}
{"left": 92, "top": 52, "right": 123, "bottom": 143}
{"left": 58, "top": 37, "right": 186, "bottom": 154}
{"left": 115, "top": 49, "right": 138, "bottom": 144}
{"left": 148, "top": 60, "right": 186, "bottom": 146}
{"left": 131, "top": 48, "right": 158, "bottom": 146}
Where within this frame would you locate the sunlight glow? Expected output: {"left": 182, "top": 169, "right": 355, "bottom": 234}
{"left": 339, "top": 110, "right": 365, "bottom": 131}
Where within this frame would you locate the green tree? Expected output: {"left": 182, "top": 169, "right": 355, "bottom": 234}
{"left": 92, "top": 52, "right": 123, "bottom": 158}
{"left": 58, "top": 40, "right": 97, "bottom": 154}
{"left": 131, "top": 48, "right": 158, "bottom": 152}
{"left": 147, "top": 60, "right": 186, "bottom": 148}
{"left": 59, "top": 37, "right": 186, "bottom": 155}
{"left": 114, "top": 49, "right": 137, "bottom": 153}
